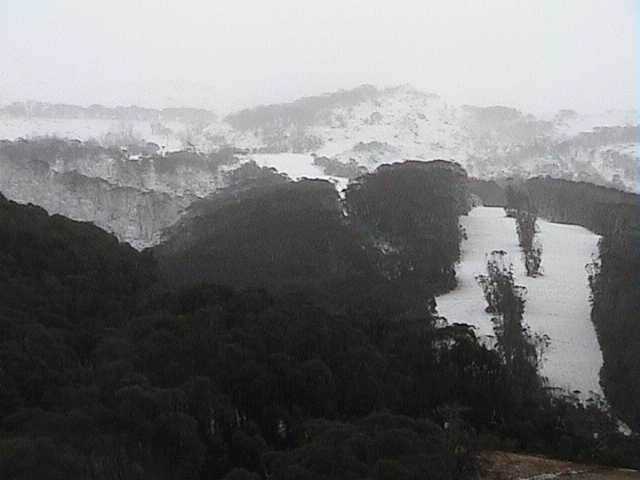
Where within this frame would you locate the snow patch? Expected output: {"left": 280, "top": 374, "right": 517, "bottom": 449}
{"left": 248, "top": 153, "right": 350, "bottom": 193}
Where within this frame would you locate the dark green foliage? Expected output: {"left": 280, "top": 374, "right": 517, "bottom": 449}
{"left": 515, "top": 211, "right": 542, "bottom": 277}
{"left": 476, "top": 252, "right": 546, "bottom": 404}
{"left": 524, "top": 177, "right": 639, "bottom": 236}
{"left": 345, "top": 160, "right": 470, "bottom": 295}
{"left": 589, "top": 234, "right": 640, "bottom": 431}
{"left": 504, "top": 184, "right": 531, "bottom": 216}
{"left": 1, "top": 173, "right": 639, "bottom": 479}
{"left": 467, "top": 178, "right": 507, "bottom": 207}
{"left": 154, "top": 176, "right": 389, "bottom": 314}
{"left": 266, "top": 412, "right": 476, "bottom": 480}
{"left": 0, "top": 193, "right": 153, "bottom": 331}
{"left": 154, "top": 160, "right": 469, "bottom": 317}
{"left": 505, "top": 185, "right": 543, "bottom": 276}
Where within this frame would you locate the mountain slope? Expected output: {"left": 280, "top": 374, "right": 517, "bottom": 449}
{"left": 435, "top": 206, "right": 604, "bottom": 400}
{"left": 213, "top": 85, "right": 638, "bottom": 191}
{"left": 0, "top": 85, "right": 637, "bottom": 248}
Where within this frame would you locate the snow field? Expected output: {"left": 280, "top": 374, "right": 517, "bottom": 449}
{"left": 436, "top": 207, "right": 605, "bottom": 400}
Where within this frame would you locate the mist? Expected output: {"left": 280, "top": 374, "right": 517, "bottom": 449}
{"left": 1, "top": 0, "right": 637, "bottom": 113}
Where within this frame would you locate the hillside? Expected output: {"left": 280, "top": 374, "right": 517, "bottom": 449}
{"left": 2, "top": 170, "right": 640, "bottom": 478}
{"left": 0, "top": 138, "right": 242, "bottom": 247}
{"left": 153, "top": 160, "right": 469, "bottom": 315}
{"left": 215, "top": 85, "right": 638, "bottom": 191}
{"left": 436, "top": 206, "right": 604, "bottom": 400}
{"left": 1, "top": 86, "right": 637, "bottom": 247}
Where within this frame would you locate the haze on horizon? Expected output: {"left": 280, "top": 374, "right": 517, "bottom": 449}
{"left": 0, "top": 0, "right": 637, "bottom": 115}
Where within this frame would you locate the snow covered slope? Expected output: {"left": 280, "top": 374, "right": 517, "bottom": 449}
{"left": 1, "top": 85, "right": 637, "bottom": 247}
{"left": 2, "top": 85, "right": 637, "bottom": 192}
{"left": 249, "top": 153, "right": 349, "bottom": 192}
{"left": 218, "top": 85, "right": 639, "bottom": 191}
{"left": 436, "top": 206, "right": 604, "bottom": 399}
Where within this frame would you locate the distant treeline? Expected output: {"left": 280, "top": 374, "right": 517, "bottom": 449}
{"left": 225, "top": 84, "right": 380, "bottom": 131}
{"left": 468, "top": 178, "right": 507, "bottom": 207}
{"left": 0, "top": 137, "right": 240, "bottom": 175}
{"left": 0, "top": 101, "right": 216, "bottom": 123}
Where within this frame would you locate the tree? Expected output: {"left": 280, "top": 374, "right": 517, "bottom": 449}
{"left": 476, "top": 251, "right": 547, "bottom": 401}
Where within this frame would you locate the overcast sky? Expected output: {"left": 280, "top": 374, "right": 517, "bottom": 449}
{"left": 0, "top": 0, "right": 637, "bottom": 114}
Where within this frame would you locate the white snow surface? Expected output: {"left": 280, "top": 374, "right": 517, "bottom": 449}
{"left": 436, "top": 206, "right": 605, "bottom": 400}
{"left": 249, "top": 153, "right": 350, "bottom": 193}
{"left": 2, "top": 87, "right": 638, "bottom": 191}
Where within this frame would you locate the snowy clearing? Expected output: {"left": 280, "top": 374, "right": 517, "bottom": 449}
{"left": 248, "top": 153, "right": 350, "bottom": 193}
{"left": 436, "top": 206, "right": 604, "bottom": 400}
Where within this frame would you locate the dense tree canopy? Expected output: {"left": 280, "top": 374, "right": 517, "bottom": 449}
{"left": 344, "top": 160, "right": 469, "bottom": 295}
{"left": 1, "top": 170, "right": 639, "bottom": 479}
{"left": 155, "top": 160, "right": 470, "bottom": 317}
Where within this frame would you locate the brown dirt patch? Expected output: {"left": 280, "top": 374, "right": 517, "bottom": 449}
{"left": 480, "top": 451, "right": 640, "bottom": 479}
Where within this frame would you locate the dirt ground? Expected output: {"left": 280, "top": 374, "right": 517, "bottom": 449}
{"left": 480, "top": 451, "right": 640, "bottom": 479}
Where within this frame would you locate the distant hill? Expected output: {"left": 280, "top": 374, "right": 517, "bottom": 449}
{"left": 0, "top": 85, "right": 637, "bottom": 247}
{"left": 210, "top": 85, "right": 638, "bottom": 191}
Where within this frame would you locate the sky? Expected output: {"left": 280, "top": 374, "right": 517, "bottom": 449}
{"left": 0, "top": 0, "right": 637, "bottom": 114}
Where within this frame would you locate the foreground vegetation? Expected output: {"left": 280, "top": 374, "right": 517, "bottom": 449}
{"left": 1, "top": 166, "right": 639, "bottom": 479}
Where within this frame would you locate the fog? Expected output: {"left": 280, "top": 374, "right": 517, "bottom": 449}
{"left": 1, "top": 0, "right": 637, "bottom": 113}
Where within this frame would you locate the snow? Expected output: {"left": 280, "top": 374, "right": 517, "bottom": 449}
{"left": 310, "top": 88, "right": 466, "bottom": 164}
{"left": 249, "top": 153, "right": 350, "bottom": 193}
{"left": 436, "top": 206, "right": 605, "bottom": 400}
{"left": 3, "top": 87, "right": 638, "bottom": 191}
{"left": 225, "top": 88, "right": 638, "bottom": 192}
{"left": 0, "top": 116, "right": 190, "bottom": 151}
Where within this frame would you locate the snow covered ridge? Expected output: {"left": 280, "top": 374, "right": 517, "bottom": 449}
{"left": 436, "top": 207, "right": 605, "bottom": 401}
{"left": 209, "top": 85, "right": 639, "bottom": 192}
{"left": 0, "top": 85, "right": 637, "bottom": 246}
{"left": 2, "top": 84, "right": 637, "bottom": 192}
